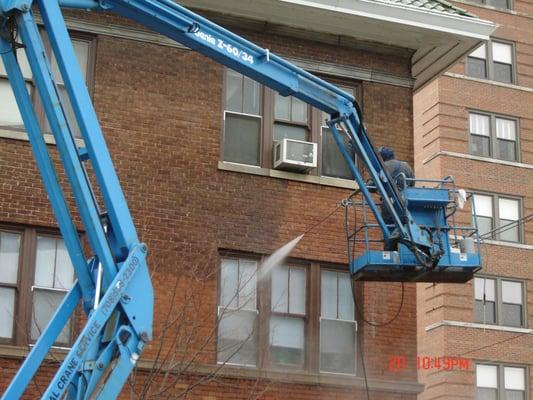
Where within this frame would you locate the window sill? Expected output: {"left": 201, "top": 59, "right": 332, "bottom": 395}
{"left": 482, "top": 239, "right": 533, "bottom": 250}
{"left": 218, "top": 161, "right": 358, "bottom": 190}
{"left": 0, "top": 343, "right": 69, "bottom": 360}
{"left": 0, "top": 129, "right": 84, "bottom": 147}
{"left": 135, "top": 361, "right": 424, "bottom": 394}
{"left": 425, "top": 320, "right": 533, "bottom": 334}
{"left": 423, "top": 151, "right": 533, "bottom": 170}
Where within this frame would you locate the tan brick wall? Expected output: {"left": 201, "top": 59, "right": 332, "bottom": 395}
{"left": 415, "top": 0, "right": 533, "bottom": 399}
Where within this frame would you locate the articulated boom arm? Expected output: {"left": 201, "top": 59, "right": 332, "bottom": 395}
{"left": 0, "top": 0, "right": 480, "bottom": 399}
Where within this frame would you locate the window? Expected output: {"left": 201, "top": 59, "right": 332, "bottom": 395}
{"left": 321, "top": 87, "right": 356, "bottom": 180}
{"left": 320, "top": 270, "right": 356, "bottom": 374}
{"left": 476, "top": 364, "right": 527, "bottom": 400}
{"left": 472, "top": 194, "right": 521, "bottom": 242}
{"left": 216, "top": 256, "right": 358, "bottom": 375}
{"left": 31, "top": 235, "right": 74, "bottom": 344}
{"left": 223, "top": 69, "right": 262, "bottom": 166}
{"left": 270, "top": 264, "right": 306, "bottom": 368}
{"left": 222, "top": 69, "right": 360, "bottom": 179}
{"left": 469, "top": 0, "right": 511, "bottom": 10}
{"left": 217, "top": 258, "right": 258, "bottom": 366}
{"left": 0, "top": 231, "right": 21, "bottom": 340}
{"left": 466, "top": 41, "right": 515, "bottom": 84}
{"left": 0, "top": 33, "right": 93, "bottom": 139}
{"left": 474, "top": 277, "right": 525, "bottom": 327}
{"left": 469, "top": 112, "right": 518, "bottom": 162}
{"left": 0, "top": 226, "right": 75, "bottom": 345}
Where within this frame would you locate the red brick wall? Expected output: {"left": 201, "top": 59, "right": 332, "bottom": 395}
{"left": 0, "top": 11, "right": 418, "bottom": 399}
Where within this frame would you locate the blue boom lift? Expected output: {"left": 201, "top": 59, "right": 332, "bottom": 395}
{"left": 0, "top": 0, "right": 481, "bottom": 398}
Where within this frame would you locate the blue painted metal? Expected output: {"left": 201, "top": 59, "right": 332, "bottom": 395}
{"left": 0, "top": 0, "right": 481, "bottom": 398}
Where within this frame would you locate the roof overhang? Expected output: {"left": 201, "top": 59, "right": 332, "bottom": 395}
{"left": 178, "top": 0, "right": 496, "bottom": 89}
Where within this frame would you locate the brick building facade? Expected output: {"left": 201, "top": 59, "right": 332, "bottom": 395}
{"left": 0, "top": 1, "right": 490, "bottom": 398}
{"left": 415, "top": 0, "right": 533, "bottom": 398}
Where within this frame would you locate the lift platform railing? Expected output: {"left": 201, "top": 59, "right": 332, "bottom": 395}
{"left": 343, "top": 176, "right": 482, "bottom": 282}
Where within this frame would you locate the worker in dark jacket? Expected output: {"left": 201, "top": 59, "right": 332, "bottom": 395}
{"left": 377, "top": 146, "right": 415, "bottom": 250}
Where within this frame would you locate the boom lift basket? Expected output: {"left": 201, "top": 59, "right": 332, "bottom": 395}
{"left": 346, "top": 177, "right": 482, "bottom": 283}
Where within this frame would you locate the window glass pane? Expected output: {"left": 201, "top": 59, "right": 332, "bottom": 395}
{"left": 54, "top": 240, "right": 74, "bottom": 290}
{"left": 217, "top": 309, "right": 257, "bottom": 365}
{"left": 471, "top": 135, "right": 491, "bottom": 157}
{"left": 0, "top": 48, "right": 32, "bottom": 78}
{"left": 225, "top": 69, "right": 243, "bottom": 112}
{"left": 505, "top": 367, "right": 525, "bottom": 390}
{"left": 477, "top": 364, "right": 498, "bottom": 388}
{"left": 499, "top": 198, "right": 519, "bottom": 221}
{"left": 474, "top": 277, "right": 495, "bottom": 301}
{"left": 243, "top": 76, "right": 261, "bottom": 116}
{"left": 474, "top": 300, "right": 496, "bottom": 324}
{"left": 291, "top": 98, "right": 307, "bottom": 123}
{"left": 476, "top": 216, "right": 493, "bottom": 237}
{"left": 0, "top": 80, "right": 26, "bottom": 129}
{"left": 321, "top": 127, "right": 354, "bottom": 179}
{"left": 223, "top": 113, "right": 261, "bottom": 166}
{"left": 499, "top": 219, "right": 519, "bottom": 242}
{"left": 289, "top": 267, "right": 306, "bottom": 314}
{"left": 0, "top": 231, "right": 21, "bottom": 284}
{"left": 494, "top": 63, "right": 513, "bottom": 84}
{"left": 274, "top": 92, "right": 291, "bottom": 120}
{"left": 0, "top": 287, "right": 15, "bottom": 338}
{"left": 506, "top": 390, "right": 525, "bottom": 400}
{"left": 470, "top": 44, "right": 487, "bottom": 59}
{"left": 492, "top": 42, "right": 513, "bottom": 64}
{"left": 239, "top": 260, "right": 257, "bottom": 310}
{"left": 501, "top": 303, "right": 522, "bottom": 327}
{"left": 44, "top": 85, "right": 82, "bottom": 139}
{"left": 477, "top": 388, "right": 497, "bottom": 400}
{"left": 338, "top": 273, "right": 354, "bottom": 320}
{"left": 467, "top": 58, "right": 487, "bottom": 79}
{"left": 321, "top": 270, "right": 337, "bottom": 319}
{"left": 269, "top": 316, "right": 304, "bottom": 367}
{"left": 34, "top": 236, "right": 56, "bottom": 288}
{"left": 497, "top": 139, "right": 516, "bottom": 162}
{"left": 50, "top": 40, "right": 89, "bottom": 84}
{"left": 469, "top": 114, "right": 490, "bottom": 136}
{"left": 220, "top": 259, "right": 238, "bottom": 309}
{"left": 496, "top": 118, "right": 516, "bottom": 141}
{"left": 273, "top": 124, "right": 307, "bottom": 142}
{"left": 271, "top": 265, "right": 288, "bottom": 312}
{"left": 320, "top": 319, "right": 356, "bottom": 374}
{"left": 502, "top": 281, "right": 522, "bottom": 304}
{"left": 473, "top": 195, "right": 493, "bottom": 218}
{"left": 486, "top": 0, "right": 509, "bottom": 8}
{"left": 31, "top": 289, "right": 70, "bottom": 343}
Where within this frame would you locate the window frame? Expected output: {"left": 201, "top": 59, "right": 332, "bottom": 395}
{"left": 473, "top": 275, "right": 527, "bottom": 328}
{"left": 468, "top": 110, "right": 520, "bottom": 162}
{"left": 472, "top": 192, "right": 523, "bottom": 243}
{"left": 469, "top": 0, "right": 512, "bottom": 10}
{"left": 466, "top": 40, "right": 517, "bottom": 84}
{"left": 220, "top": 69, "right": 362, "bottom": 180}
{"left": 0, "top": 30, "right": 96, "bottom": 140}
{"left": 0, "top": 224, "right": 78, "bottom": 347}
{"left": 475, "top": 363, "right": 529, "bottom": 400}
{"left": 216, "top": 253, "right": 359, "bottom": 375}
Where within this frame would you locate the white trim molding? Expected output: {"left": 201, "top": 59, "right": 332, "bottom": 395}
{"left": 426, "top": 320, "right": 533, "bottom": 334}
{"left": 444, "top": 72, "right": 533, "bottom": 94}
{"left": 423, "top": 150, "right": 533, "bottom": 170}
{"left": 218, "top": 161, "right": 358, "bottom": 189}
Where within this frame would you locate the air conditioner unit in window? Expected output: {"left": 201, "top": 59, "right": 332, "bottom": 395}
{"left": 273, "top": 138, "right": 317, "bottom": 172}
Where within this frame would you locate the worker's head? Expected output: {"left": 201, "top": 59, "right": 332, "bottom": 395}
{"left": 379, "top": 146, "right": 395, "bottom": 161}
